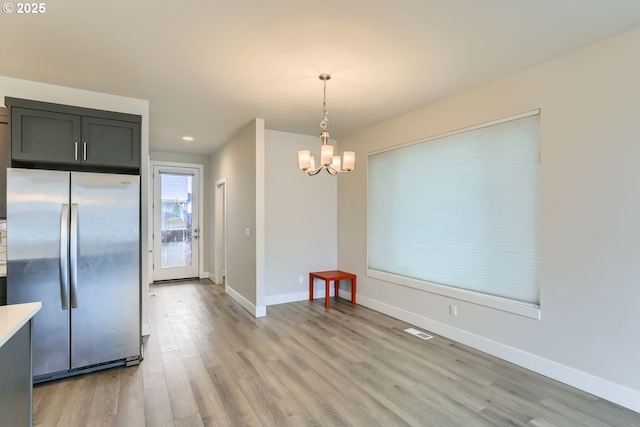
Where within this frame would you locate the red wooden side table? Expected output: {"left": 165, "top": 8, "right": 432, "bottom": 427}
{"left": 309, "top": 270, "right": 357, "bottom": 309}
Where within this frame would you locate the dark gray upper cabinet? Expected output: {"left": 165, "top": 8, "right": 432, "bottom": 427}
{"left": 10, "top": 108, "right": 82, "bottom": 164}
{"left": 6, "top": 98, "right": 141, "bottom": 172}
{"left": 81, "top": 116, "right": 140, "bottom": 168}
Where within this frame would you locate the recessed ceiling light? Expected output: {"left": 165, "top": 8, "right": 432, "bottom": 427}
{"left": 182, "top": 136, "right": 194, "bottom": 142}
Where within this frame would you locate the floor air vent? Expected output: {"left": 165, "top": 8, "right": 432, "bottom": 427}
{"left": 404, "top": 328, "right": 433, "bottom": 340}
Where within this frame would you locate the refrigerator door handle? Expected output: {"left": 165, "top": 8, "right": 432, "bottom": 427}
{"left": 60, "top": 204, "right": 70, "bottom": 310}
{"left": 70, "top": 203, "right": 79, "bottom": 308}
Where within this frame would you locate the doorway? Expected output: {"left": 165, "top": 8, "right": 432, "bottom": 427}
{"left": 214, "top": 178, "right": 226, "bottom": 285}
{"left": 152, "top": 163, "right": 202, "bottom": 281}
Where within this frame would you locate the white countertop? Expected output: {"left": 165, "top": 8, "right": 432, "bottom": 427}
{"left": 0, "top": 302, "right": 41, "bottom": 348}
{"left": 0, "top": 264, "right": 6, "bottom": 278}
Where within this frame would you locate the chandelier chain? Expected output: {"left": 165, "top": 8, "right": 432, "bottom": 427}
{"left": 320, "top": 76, "right": 328, "bottom": 131}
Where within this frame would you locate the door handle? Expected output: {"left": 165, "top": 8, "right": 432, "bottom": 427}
{"left": 60, "top": 204, "right": 69, "bottom": 310}
{"left": 83, "top": 142, "right": 87, "bottom": 161}
{"left": 70, "top": 203, "right": 79, "bottom": 308}
{"left": 74, "top": 142, "right": 79, "bottom": 161}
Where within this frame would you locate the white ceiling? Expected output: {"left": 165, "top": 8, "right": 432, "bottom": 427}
{"left": 1, "top": 1, "right": 640, "bottom": 155}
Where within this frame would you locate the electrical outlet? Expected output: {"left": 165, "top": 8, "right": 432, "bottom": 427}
{"left": 450, "top": 304, "right": 458, "bottom": 317}
{"left": 299, "top": 276, "right": 304, "bottom": 285}
{"left": 245, "top": 227, "right": 251, "bottom": 237}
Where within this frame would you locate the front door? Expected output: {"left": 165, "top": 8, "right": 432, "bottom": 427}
{"left": 153, "top": 165, "right": 200, "bottom": 281}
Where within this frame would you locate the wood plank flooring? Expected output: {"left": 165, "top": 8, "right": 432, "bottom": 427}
{"left": 33, "top": 279, "right": 640, "bottom": 426}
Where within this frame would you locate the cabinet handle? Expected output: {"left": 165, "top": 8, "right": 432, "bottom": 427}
{"left": 74, "top": 141, "right": 79, "bottom": 160}
{"left": 83, "top": 142, "right": 87, "bottom": 160}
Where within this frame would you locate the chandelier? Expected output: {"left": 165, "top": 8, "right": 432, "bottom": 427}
{"left": 298, "top": 74, "right": 355, "bottom": 175}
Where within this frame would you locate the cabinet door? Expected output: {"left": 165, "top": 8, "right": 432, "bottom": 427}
{"left": 11, "top": 108, "right": 81, "bottom": 164}
{"left": 81, "top": 117, "right": 140, "bottom": 168}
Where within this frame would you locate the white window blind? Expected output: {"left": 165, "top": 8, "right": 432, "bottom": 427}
{"left": 367, "top": 112, "right": 540, "bottom": 315}
{"left": 161, "top": 173, "right": 192, "bottom": 202}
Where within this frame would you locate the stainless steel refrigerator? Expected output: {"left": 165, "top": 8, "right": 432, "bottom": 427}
{"left": 7, "top": 168, "right": 141, "bottom": 381}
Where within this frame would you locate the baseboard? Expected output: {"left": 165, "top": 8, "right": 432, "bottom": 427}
{"left": 356, "top": 294, "right": 640, "bottom": 414}
{"left": 225, "top": 284, "right": 266, "bottom": 318}
{"left": 208, "top": 272, "right": 225, "bottom": 285}
{"left": 141, "top": 322, "right": 150, "bottom": 337}
{"left": 200, "top": 271, "right": 210, "bottom": 280}
{"left": 265, "top": 288, "right": 353, "bottom": 306}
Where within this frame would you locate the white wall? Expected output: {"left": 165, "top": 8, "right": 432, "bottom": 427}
{"left": 337, "top": 28, "right": 640, "bottom": 412}
{"left": 0, "top": 76, "right": 152, "bottom": 335}
{"left": 208, "top": 127, "right": 338, "bottom": 312}
{"left": 209, "top": 119, "right": 261, "bottom": 315}
{"left": 264, "top": 130, "right": 338, "bottom": 305}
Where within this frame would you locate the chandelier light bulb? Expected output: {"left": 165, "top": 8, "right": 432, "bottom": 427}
{"left": 298, "top": 150, "right": 311, "bottom": 170}
{"left": 321, "top": 144, "right": 334, "bottom": 166}
{"left": 343, "top": 151, "right": 356, "bottom": 171}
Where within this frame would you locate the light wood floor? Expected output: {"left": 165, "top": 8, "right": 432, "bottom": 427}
{"left": 33, "top": 279, "right": 639, "bottom": 426}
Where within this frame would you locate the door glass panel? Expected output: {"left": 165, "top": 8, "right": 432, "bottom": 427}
{"left": 160, "top": 172, "right": 193, "bottom": 268}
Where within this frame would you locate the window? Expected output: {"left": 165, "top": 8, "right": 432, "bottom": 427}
{"left": 367, "top": 111, "right": 540, "bottom": 318}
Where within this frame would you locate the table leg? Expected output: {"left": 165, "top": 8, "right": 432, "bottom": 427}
{"left": 351, "top": 276, "right": 357, "bottom": 304}
{"left": 335, "top": 280, "right": 339, "bottom": 299}
{"left": 325, "top": 279, "right": 330, "bottom": 308}
{"left": 309, "top": 274, "right": 314, "bottom": 301}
